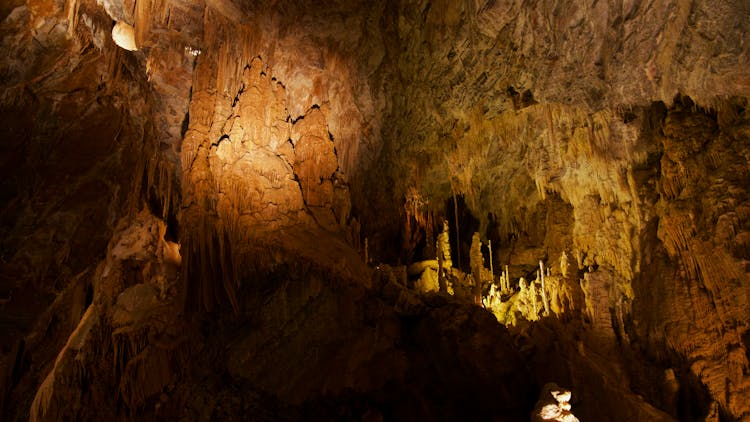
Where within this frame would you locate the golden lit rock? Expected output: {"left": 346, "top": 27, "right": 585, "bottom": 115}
{"left": 533, "top": 383, "right": 580, "bottom": 422}
{"left": 111, "top": 21, "right": 137, "bottom": 51}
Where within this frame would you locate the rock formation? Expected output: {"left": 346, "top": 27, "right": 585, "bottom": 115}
{"left": 532, "top": 383, "right": 580, "bottom": 422}
{"left": 0, "top": 0, "right": 748, "bottom": 420}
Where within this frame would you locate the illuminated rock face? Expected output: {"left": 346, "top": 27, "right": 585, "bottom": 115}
{"left": 111, "top": 21, "right": 136, "bottom": 51}
{"left": 0, "top": 0, "right": 749, "bottom": 421}
{"left": 532, "top": 383, "right": 580, "bottom": 422}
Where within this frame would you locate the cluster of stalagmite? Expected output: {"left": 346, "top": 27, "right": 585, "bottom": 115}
{"left": 404, "top": 215, "right": 589, "bottom": 323}
{"left": 480, "top": 253, "right": 586, "bottom": 326}
{"left": 407, "top": 220, "right": 583, "bottom": 326}
{"left": 436, "top": 220, "right": 452, "bottom": 283}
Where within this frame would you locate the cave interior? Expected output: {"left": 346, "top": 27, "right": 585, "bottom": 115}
{"left": 1, "top": 0, "right": 749, "bottom": 420}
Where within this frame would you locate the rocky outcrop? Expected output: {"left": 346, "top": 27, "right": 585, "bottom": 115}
{"left": 27, "top": 209, "right": 185, "bottom": 421}
{"left": 0, "top": 1, "right": 171, "bottom": 416}
{"left": 532, "top": 383, "right": 579, "bottom": 422}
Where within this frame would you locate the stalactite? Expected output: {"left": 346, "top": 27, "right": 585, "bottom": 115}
{"left": 118, "top": 343, "right": 173, "bottom": 410}
{"left": 65, "top": 0, "right": 80, "bottom": 35}
{"left": 146, "top": 150, "right": 177, "bottom": 220}
{"left": 124, "top": 132, "right": 179, "bottom": 224}
{"left": 202, "top": 8, "right": 263, "bottom": 99}
{"left": 404, "top": 186, "right": 431, "bottom": 231}
{"left": 134, "top": 0, "right": 152, "bottom": 48}
{"left": 181, "top": 211, "right": 240, "bottom": 314}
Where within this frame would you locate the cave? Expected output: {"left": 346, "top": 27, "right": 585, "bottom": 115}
{"left": 0, "top": 0, "right": 749, "bottom": 420}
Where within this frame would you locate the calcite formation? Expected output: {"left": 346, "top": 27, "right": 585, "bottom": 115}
{"left": 532, "top": 383, "right": 580, "bottom": 422}
{"left": 0, "top": 0, "right": 748, "bottom": 420}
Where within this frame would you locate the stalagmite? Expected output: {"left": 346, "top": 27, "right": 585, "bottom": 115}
{"left": 484, "top": 283, "right": 499, "bottom": 307}
{"left": 517, "top": 278, "right": 529, "bottom": 315}
{"left": 450, "top": 185, "right": 461, "bottom": 268}
{"left": 497, "top": 265, "right": 510, "bottom": 294}
{"left": 470, "top": 232, "right": 483, "bottom": 283}
{"left": 488, "top": 239, "right": 494, "bottom": 276}
{"left": 530, "top": 280, "right": 539, "bottom": 320}
{"left": 437, "top": 219, "right": 453, "bottom": 292}
{"left": 560, "top": 251, "right": 570, "bottom": 278}
{"left": 540, "top": 260, "right": 550, "bottom": 316}
{"left": 471, "top": 232, "right": 493, "bottom": 302}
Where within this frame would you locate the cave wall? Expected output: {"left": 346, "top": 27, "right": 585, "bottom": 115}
{"left": 363, "top": 0, "right": 750, "bottom": 419}
{"left": 641, "top": 98, "right": 750, "bottom": 419}
{"left": 0, "top": 1, "right": 168, "bottom": 415}
{"left": 0, "top": 0, "right": 749, "bottom": 420}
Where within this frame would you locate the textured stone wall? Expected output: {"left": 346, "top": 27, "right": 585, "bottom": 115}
{"left": 1, "top": 0, "right": 749, "bottom": 420}
{"left": 363, "top": 1, "right": 750, "bottom": 419}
